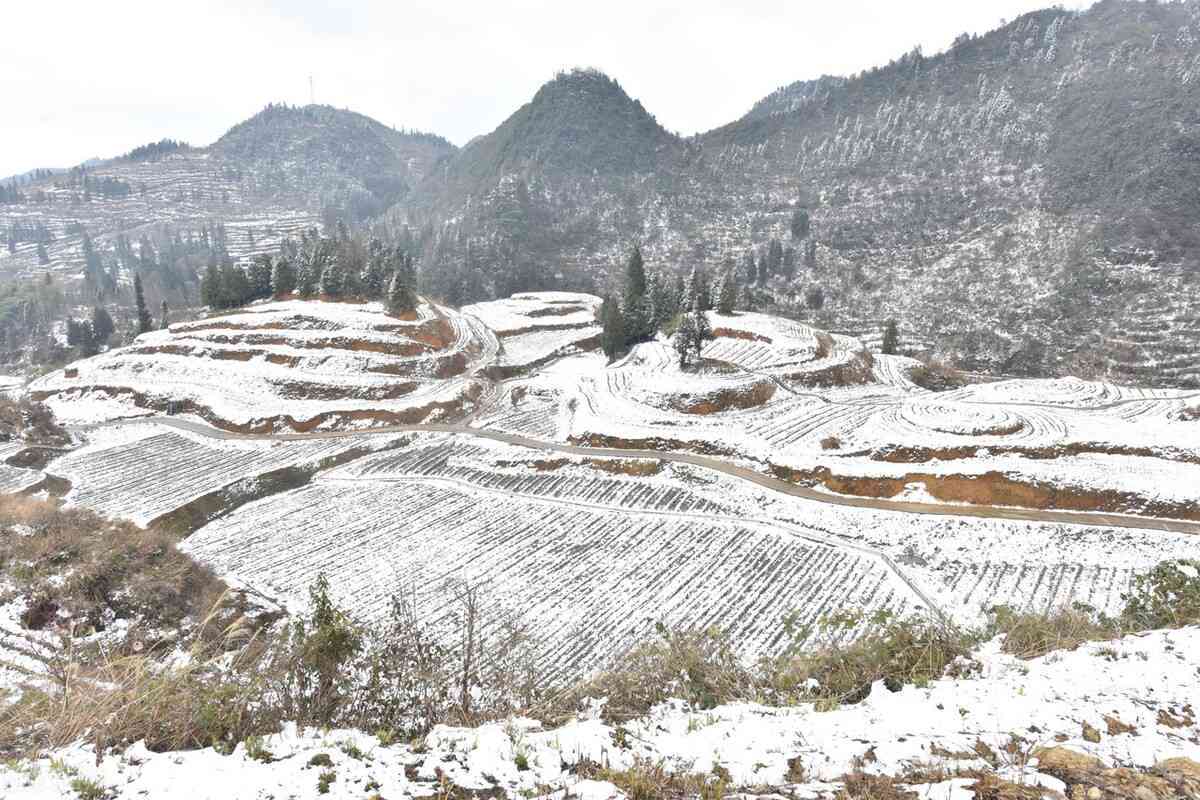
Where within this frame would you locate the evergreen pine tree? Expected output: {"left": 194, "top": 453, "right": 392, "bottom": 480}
{"left": 717, "top": 269, "right": 737, "bottom": 315}
{"left": 768, "top": 238, "right": 783, "bottom": 276}
{"left": 361, "top": 239, "right": 388, "bottom": 299}
{"left": 387, "top": 269, "right": 417, "bottom": 315}
{"left": 134, "top": 274, "right": 153, "bottom": 334}
{"left": 247, "top": 255, "right": 273, "bottom": 300}
{"left": 600, "top": 295, "right": 625, "bottom": 361}
{"left": 881, "top": 319, "right": 899, "bottom": 355}
{"left": 674, "top": 313, "right": 698, "bottom": 369}
{"left": 621, "top": 245, "right": 653, "bottom": 345}
{"left": 741, "top": 250, "right": 757, "bottom": 286}
{"left": 271, "top": 257, "right": 296, "bottom": 297}
{"left": 694, "top": 267, "right": 711, "bottom": 311}
{"left": 790, "top": 208, "right": 810, "bottom": 241}
{"left": 219, "top": 264, "right": 251, "bottom": 309}
{"left": 624, "top": 244, "right": 647, "bottom": 301}
{"left": 91, "top": 305, "right": 114, "bottom": 347}
{"left": 201, "top": 264, "right": 222, "bottom": 308}
{"left": 691, "top": 291, "right": 712, "bottom": 351}
{"left": 649, "top": 273, "right": 677, "bottom": 328}
{"left": 319, "top": 262, "right": 343, "bottom": 298}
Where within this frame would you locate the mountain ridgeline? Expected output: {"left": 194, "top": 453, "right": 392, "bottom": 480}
{"left": 399, "top": 1, "right": 1200, "bottom": 387}
{"left": 3, "top": 0, "right": 1200, "bottom": 385}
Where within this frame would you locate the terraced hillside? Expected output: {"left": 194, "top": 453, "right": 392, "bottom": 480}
{"left": 29, "top": 298, "right": 497, "bottom": 432}
{"left": 473, "top": 306, "right": 1200, "bottom": 522}
{"left": 184, "top": 435, "right": 920, "bottom": 679}
{"left": 10, "top": 294, "right": 1197, "bottom": 680}
{"left": 0, "top": 105, "right": 454, "bottom": 285}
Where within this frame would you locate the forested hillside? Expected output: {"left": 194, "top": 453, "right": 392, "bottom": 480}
{"left": 398, "top": 0, "right": 1200, "bottom": 386}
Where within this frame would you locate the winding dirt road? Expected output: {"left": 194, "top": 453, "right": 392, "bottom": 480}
{"left": 126, "top": 415, "right": 1200, "bottom": 537}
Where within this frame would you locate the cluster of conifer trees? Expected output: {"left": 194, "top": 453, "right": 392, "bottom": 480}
{"left": 199, "top": 226, "right": 418, "bottom": 315}
{"left": 599, "top": 246, "right": 739, "bottom": 368}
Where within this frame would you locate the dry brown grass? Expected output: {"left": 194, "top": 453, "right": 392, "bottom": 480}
{"left": 576, "top": 757, "right": 729, "bottom": 800}
{"left": 0, "top": 397, "right": 71, "bottom": 447}
{"left": 908, "top": 361, "right": 969, "bottom": 392}
{"left": 0, "top": 496, "right": 231, "bottom": 646}
{"left": 836, "top": 770, "right": 918, "bottom": 799}
{"left": 573, "top": 627, "right": 755, "bottom": 722}
{"left": 763, "top": 612, "right": 975, "bottom": 705}
{"left": 988, "top": 605, "right": 1121, "bottom": 659}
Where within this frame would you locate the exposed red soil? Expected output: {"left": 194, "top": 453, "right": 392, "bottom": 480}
{"left": 712, "top": 327, "right": 772, "bottom": 344}
{"left": 769, "top": 463, "right": 1200, "bottom": 521}
{"left": 527, "top": 305, "right": 587, "bottom": 318}
{"left": 32, "top": 383, "right": 482, "bottom": 434}
{"left": 873, "top": 442, "right": 1200, "bottom": 466}
{"left": 568, "top": 432, "right": 739, "bottom": 458}
{"left": 785, "top": 351, "right": 875, "bottom": 388}
{"left": 668, "top": 380, "right": 776, "bottom": 414}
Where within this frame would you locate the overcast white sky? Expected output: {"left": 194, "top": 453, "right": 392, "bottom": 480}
{"left": 1, "top": 0, "right": 1094, "bottom": 178}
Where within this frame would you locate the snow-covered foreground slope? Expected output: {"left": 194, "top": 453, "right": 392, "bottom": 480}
{"left": 181, "top": 435, "right": 921, "bottom": 679}
{"left": 14, "top": 296, "right": 1200, "bottom": 694}
{"left": 169, "top": 433, "right": 1199, "bottom": 677}
{"left": 5, "top": 626, "right": 1198, "bottom": 799}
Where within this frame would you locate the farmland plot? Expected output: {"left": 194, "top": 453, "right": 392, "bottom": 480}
{"left": 31, "top": 300, "right": 494, "bottom": 432}
{"left": 0, "top": 443, "right": 42, "bottom": 494}
{"left": 48, "top": 423, "right": 399, "bottom": 526}
{"left": 184, "top": 475, "right": 916, "bottom": 679}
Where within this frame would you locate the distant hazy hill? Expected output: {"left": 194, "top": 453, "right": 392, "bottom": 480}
{"left": 0, "top": 104, "right": 454, "bottom": 290}
{"left": 212, "top": 104, "right": 454, "bottom": 217}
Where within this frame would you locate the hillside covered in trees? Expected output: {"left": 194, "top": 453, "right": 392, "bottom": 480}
{"left": 396, "top": 1, "right": 1200, "bottom": 386}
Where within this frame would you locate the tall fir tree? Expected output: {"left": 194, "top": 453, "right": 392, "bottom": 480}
{"left": 674, "top": 313, "right": 698, "bottom": 369}
{"left": 247, "top": 255, "right": 273, "bottom": 300}
{"left": 271, "top": 256, "right": 296, "bottom": 297}
{"left": 624, "top": 244, "right": 647, "bottom": 301}
{"left": 881, "top": 319, "right": 899, "bottom": 355}
{"left": 91, "top": 305, "right": 114, "bottom": 347}
{"left": 790, "top": 208, "right": 810, "bottom": 241}
{"left": 201, "top": 264, "right": 222, "bottom": 308}
{"left": 387, "top": 269, "right": 417, "bottom": 315}
{"left": 600, "top": 295, "right": 625, "bottom": 361}
{"left": 133, "top": 274, "right": 153, "bottom": 334}
{"left": 717, "top": 269, "right": 737, "bottom": 315}
{"left": 622, "top": 245, "right": 654, "bottom": 345}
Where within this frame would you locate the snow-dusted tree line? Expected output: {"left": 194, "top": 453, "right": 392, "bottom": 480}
{"left": 199, "top": 223, "right": 419, "bottom": 316}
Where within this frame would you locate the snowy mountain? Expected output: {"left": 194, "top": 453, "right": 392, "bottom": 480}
{"left": 399, "top": 1, "right": 1200, "bottom": 386}
{"left": 0, "top": 105, "right": 454, "bottom": 284}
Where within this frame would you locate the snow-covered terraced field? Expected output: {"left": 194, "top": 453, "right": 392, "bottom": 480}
{"left": 462, "top": 308, "right": 1199, "bottom": 520}
{"left": 465, "top": 292, "right": 601, "bottom": 371}
{"left": 30, "top": 300, "right": 495, "bottom": 432}
{"left": 0, "top": 442, "right": 42, "bottom": 494}
{"left": 184, "top": 468, "right": 915, "bottom": 679}
{"left": 464, "top": 292, "right": 601, "bottom": 336}
{"left": 47, "top": 423, "right": 398, "bottom": 526}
